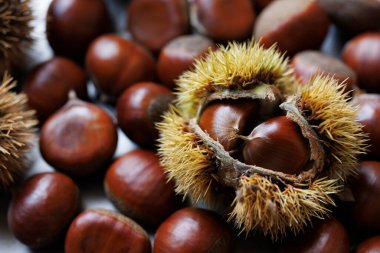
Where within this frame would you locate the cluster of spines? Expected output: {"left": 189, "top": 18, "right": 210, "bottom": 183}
{"left": 0, "top": 74, "right": 37, "bottom": 188}
{"left": 175, "top": 40, "right": 296, "bottom": 118}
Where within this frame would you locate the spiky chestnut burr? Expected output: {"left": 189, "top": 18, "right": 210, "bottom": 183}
{"left": 157, "top": 41, "right": 367, "bottom": 239}
{"left": 0, "top": 74, "right": 37, "bottom": 189}
{"left": 0, "top": 0, "right": 33, "bottom": 73}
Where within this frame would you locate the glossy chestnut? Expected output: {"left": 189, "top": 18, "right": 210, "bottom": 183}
{"left": 153, "top": 207, "right": 234, "bottom": 253}
{"left": 85, "top": 34, "right": 156, "bottom": 99}
{"left": 192, "top": 0, "right": 255, "bottom": 42}
{"left": 242, "top": 116, "right": 309, "bottom": 174}
{"left": 104, "top": 149, "right": 179, "bottom": 226}
{"left": 116, "top": 82, "right": 174, "bottom": 149}
{"left": 8, "top": 172, "right": 80, "bottom": 248}
{"left": 65, "top": 209, "right": 151, "bottom": 253}
{"left": 291, "top": 50, "right": 357, "bottom": 94}
{"left": 342, "top": 33, "right": 380, "bottom": 93}
{"left": 279, "top": 218, "right": 350, "bottom": 253}
{"left": 350, "top": 161, "right": 380, "bottom": 231}
{"left": 199, "top": 99, "right": 260, "bottom": 152}
{"left": 356, "top": 236, "right": 380, "bottom": 253}
{"left": 355, "top": 94, "right": 380, "bottom": 159}
{"left": 157, "top": 34, "right": 215, "bottom": 89}
{"left": 127, "top": 0, "right": 189, "bottom": 52}
{"left": 46, "top": 0, "right": 112, "bottom": 61}
{"left": 24, "top": 57, "right": 88, "bottom": 122}
{"left": 40, "top": 99, "right": 118, "bottom": 177}
{"left": 254, "top": 0, "right": 329, "bottom": 56}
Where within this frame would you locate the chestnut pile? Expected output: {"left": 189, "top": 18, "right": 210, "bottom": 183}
{"left": 2, "top": 0, "right": 380, "bottom": 253}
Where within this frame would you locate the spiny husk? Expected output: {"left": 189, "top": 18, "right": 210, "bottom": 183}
{"left": 230, "top": 175, "right": 340, "bottom": 239}
{"left": 0, "top": 74, "right": 37, "bottom": 189}
{"left": 157, "top": 108, "right": 218, "bottom": 205}
{"left": 291, "top": 75, "right": 368, "bottom": 179}
{"left": 176, "top": 40, "right": 297, "bottom": 118}
{"left": 0, "top": 0, "right": 33, "bottom": 73}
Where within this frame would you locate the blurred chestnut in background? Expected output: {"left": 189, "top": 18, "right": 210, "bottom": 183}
{"left": 254, "top": 0, "right": 329, "bottom": 56}
{"left": 127, "top": 0, "right": 189, "bottom": 52}
{"left": 350, "top": 161, "right": 380, "bottom": 231}
{"left": 157, "top": 34, "right": 215, "bottom": 89}
{"left": 355, "top": 94, "right": 380, "bottom": 159}
{"left": 104, "top": 149, "right": 179, "bottom": 226}
{"left": 342, "top": 33, "right": 380, "bottom": 93}
{"left": 40, "top": 99, "right": 118, "bottom": 177}
{"left": 86, "top": 34, "right": 155, "bottom": 100}
{"left": 242, "top": 116, "right": 309, "bottom": 175}
{"left": 278, "top": 218, "right": 350, "bottom": 253}
{"left": 192, "top": 0, "right": 255, "bottom": 42}
{"left": 46, "top": 0, "right": 112, "bottom": 61}
{"left": 116, "top": 82, "right": 174, "bottom": 148}
{"left": 153, "top": 207, "right": 234, "bottom": 253}
{"left": 24, "top": 57, "right": 88, "bottom": 122}
{"left": 199, "top": 99, "right": 260, "bottom": 152}
{"left": 65, "top": 209, "right": 151, "bottom": 253}
{"left": 8, "top": 172, "right": 80, "bottom": 249}
{"left": 356, "top": 236, "right": 380, "bottom": 253}
{"left": 317, "top": 0, "right": 380, "bottom": 35}
{"left": 291, "top": 50, "right": 356, "bottom": 94}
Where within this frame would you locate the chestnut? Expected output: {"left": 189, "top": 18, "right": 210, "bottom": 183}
{"left": 242, "top": 116, "right": 309, "bottom": 174}
{"left": 127, "top": 0, "right": 189, "bottom": 52}
{"left": 192, "top": 0, "right": 255, "bottom": 42}
{"left": 291, "top": 50, "right": 357, "bottom": 94}
{"left": 199, "top": 99, "right": 260, "bottom": 152}
{"left": 342, "top": 33, "right": 380, "bottom": 93}
{"left": 350, "top": 161, "right": 380, "bottom": 231}
{"left": 355, "top": 94, "right": 380, "bottom": 159}
{"left": 153, "top": 207, "right": 234, "bottom": 253}
{"left": 254, "top": 0, "right": 329, "bottom": 56}
{"left": 317, "top": 0, "right": 380, "bottom": 35}
{"left": 104, "top": 149, "right": 179, "bottom": 226}
{"left": 46, "top": 0, "right": 112, "bottom": 61}
{"left": 85, "top": 34, "right": 156, "bottom": 100}
{"left": 8, "top": 172, "right": 80, "bottom": 248}
{"left": 356, "top": 236, "right": 380, "bottom": 253}
{"left": 65, "top": 209, "right": 151, "bottom": 253}
{"left": 23, "top": 57, "right": 88, "bottom": 122}
{"left": 252, "top": 0, "right": 275, "bottom": 12}
{"left": 278, "top": 218, "right": 350, "bottom": 253}
{"left": 40, "top": 98, "right": 118, "bottom": 177}
{"left": 116, "top": 82, "right": 174, "bottom": 149}
{"left": 157, "top": 34, "right": 215, "bottom": 89}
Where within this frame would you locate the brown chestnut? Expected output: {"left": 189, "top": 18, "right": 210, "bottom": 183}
{"left": 104, "top": 149, "right": 179, "bottom": 226}
{"left": 85, "top": 34, "right": 156, "bottom": 99}
{"left": 116, "top": 82, "right": 174, "bottom": 149}
{"left": 24, "top": 57, "right": 88, "bottom": 122}
{"left": 199, "top": 99, "right": 260, "bottom": 152}
{"left": 355, "top": 94, "right": 380, "bottom": 159}
{"left": 254, "top": 0, "right": 329, "bottom": 56}
{"left": 192, "top": 0, "right": 255, "bottom": 42}
{"left": 342, "top": 33, "right": 380, "bottom": 93}
{"left": 278, "top": 218, "right": 350, "bottom": 253}
{"left": 350, "top": 161, "right": 380, "bottom": 231}
{"left": 153, "top": 207, "right": 234, "bottom": 253}
{"left": 356, "top": 236, "right": 380, "bottom": 253}
{"left": 291, "top": 50, "right": 357, "bottom": 94}
{"left": 8, "top": 172, "right": 80, "bottom": 248}
{"left": 40, "top": 99, "right": 118, "bottom": 177}
{"left": 46, "top": 0, "right": 112, "bottom": 61}
{"left": 65, "top": 209, "right": 151, "bottom": 253}
{"left": 317, "top": 0, "right": 380, "bottom": 35}
{"left": 242, "top": 116, "right": 309, "bottom": 174}
{"left": 157, "top": 34, "right": 215, "bottom": 89}
{"left": 127, "top": 0, "right": 189, "bottom": 52}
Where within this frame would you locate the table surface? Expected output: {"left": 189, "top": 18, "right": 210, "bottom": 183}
{"left": 0, "top": 0, "right": 346, "bottom": 252}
